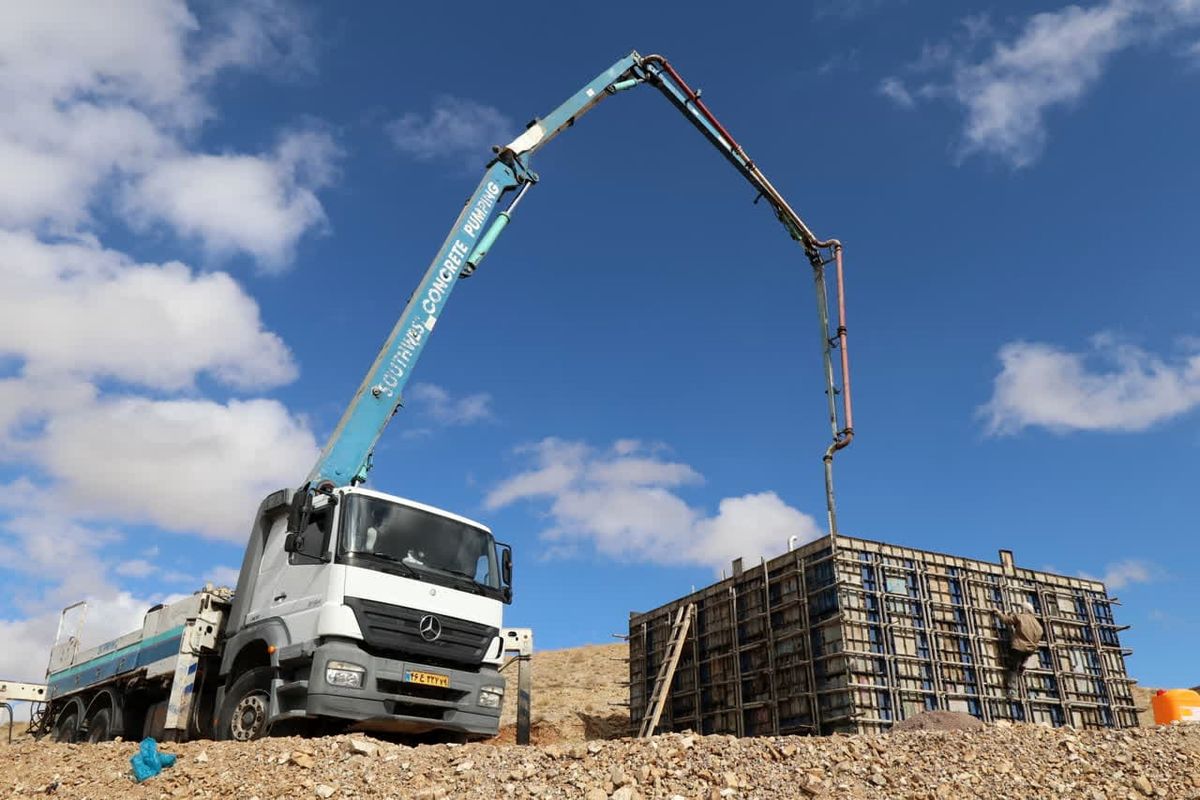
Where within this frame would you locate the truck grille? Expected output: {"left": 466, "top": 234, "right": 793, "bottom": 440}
{"left": 344, "top": 597, "right": 497, "bottom": 668}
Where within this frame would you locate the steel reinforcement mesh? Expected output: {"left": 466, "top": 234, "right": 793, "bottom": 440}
{"left": 628, "top": 535, "right": 1137, "bottom": 737}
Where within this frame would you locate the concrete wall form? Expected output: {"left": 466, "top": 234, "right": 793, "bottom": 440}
{"left": 628, "top": 534, "right": 1137, "bottom": 736}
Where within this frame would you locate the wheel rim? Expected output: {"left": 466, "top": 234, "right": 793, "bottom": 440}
{"left": 230, "top": 692, "right": 268, "bottom": 741}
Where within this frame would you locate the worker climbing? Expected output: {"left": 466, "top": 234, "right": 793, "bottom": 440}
{"left": 1000, "top": 601, "right": 1044, "bottom": 697}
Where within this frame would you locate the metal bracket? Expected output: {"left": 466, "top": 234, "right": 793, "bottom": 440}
{"left": 501, "top": 627, "right": 533, "bottom": 745}
{"left": 0, "top": 681, "right": 48, "bottom": 744}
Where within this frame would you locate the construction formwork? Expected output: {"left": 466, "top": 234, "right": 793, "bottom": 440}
{"left": 629, "top": 534, "right": 1137, "bottom": 737}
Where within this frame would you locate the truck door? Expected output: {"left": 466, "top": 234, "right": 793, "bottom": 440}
{"left": 248, "top": 505, "right": 335, "bottom": 641}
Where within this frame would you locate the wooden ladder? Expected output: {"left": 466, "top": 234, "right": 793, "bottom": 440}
{"left": 638, "top": 603, "right": 694, "bottom": 738}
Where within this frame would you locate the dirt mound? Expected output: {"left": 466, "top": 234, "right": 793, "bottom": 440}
{"left": 496, "top": 642, "right": 629, "bottom": 744}
{"left": 891, "top": 710, "right": 987, "bottom": 733}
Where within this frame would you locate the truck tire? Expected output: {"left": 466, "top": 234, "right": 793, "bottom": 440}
{"left": 51, "top": 706, "right": 80, "bottom": 743}
{"left": 216, "top": 667, "right": 273, "bottom": 741}
{"left": 85, "top": 708, "right": 112, "bottom": 743}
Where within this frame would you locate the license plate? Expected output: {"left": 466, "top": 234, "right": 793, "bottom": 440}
{"left": 405, "top": 669, "right": 449, "bottom": 688}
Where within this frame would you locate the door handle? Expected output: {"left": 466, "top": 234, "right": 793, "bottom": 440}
{"left": 274, "top": 593, "right": 288, "bottom": 602}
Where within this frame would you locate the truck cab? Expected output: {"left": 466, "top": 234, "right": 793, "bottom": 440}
{"left": 219, "top": 486, "right": 512, "bottom": 741}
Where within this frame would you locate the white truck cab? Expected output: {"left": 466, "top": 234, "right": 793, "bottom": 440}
{"left": 219, "top": 485, "right": 512, "bottom": 740}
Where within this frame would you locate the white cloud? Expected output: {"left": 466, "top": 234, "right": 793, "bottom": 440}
{"left": 191, "top": 0, "right": 315, "bottom": 84}
{"left": 585, "top": 457, "right": 702, "bottom": 488}
{"left": 1080, "top": 558, "right": 1159, "bottom": 589}
{"left": 208, "top": 565, "right": 242, "bottom": 587}
{"left": 1100, "top": 559, "right": 1157, "bottom": 589}
{"left": 877, "top": 76, "right": 915, "bottom": 108}
{"left": 123, "top": 129, "right": 340, "bottom": 269}
{"left": 115, "top": 559, "right": 157, "bottom": 578}
{"left": 40, "top": 397, "right": 318, "bottom": 540}
{"left": 883, "top": 1, "right": 1200, "bottom": 167}
{"left": 387, "top": 96, "right": 513, "bottom": 162}
{"left": 485, "top": 438, "right": 589, "bottom": 509}
{"left": 485, "top": 438, "right": 822, "bottom": 571}
{"left": 0, "top": 0, "right": 334, "bottom": 265}
{"left": 612, "top": 439, "right": 642, "bottom": 456}
{"left": 408, "top": 383, "right": 495, "bottom": 426}
{"left": 0, "top": 480, "right": 171, "bottom": 689}
{"left": 0, "top": 1, "right": 335, "bottom": 685}
{"left": 953, "top": 2, "right": 1135, "bottom": 167}
{"left": 0, "top": 231, "right": 297, "bottom": 393}
{"left": 0, "top": 3, "right": 325, "bottom": 543}
{"left": 0, "top": 593, "right": 152, "bottom": 686}
{"left": 980, "top": 335, "right": 1200, "bottom": 434}
{"left": 0, "top": 105, "right": 168, "bottom": 230}
{"left": 692, "top": 493, "right": 824, "bottom": 569}
{"left": 0, "top": 1, "right": 197, "bottom": 114}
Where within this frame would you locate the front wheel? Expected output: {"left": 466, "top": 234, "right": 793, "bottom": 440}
{"left": 215, "top": 667, "right": 273, "bottom": 741}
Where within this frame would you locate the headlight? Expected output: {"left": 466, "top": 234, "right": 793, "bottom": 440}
{"left": 326, "top": 660, "right": 366, "bottom": 689}
{"left": 478, "top": 686, "right": 504, "bottom": 708}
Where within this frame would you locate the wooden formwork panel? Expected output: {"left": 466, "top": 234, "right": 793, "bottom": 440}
{"left": 743, "top": 705, "right": 775, "bottom": 736}
{"left": 813, "top": 655, "right": 852, "bottom": 691}
{"left": 770, "top": 602, "right": 806, "bottom": 632}
{"left": 700, "top": 710, "right": 738, "bottom": 735}
{"left": 740, "top": 672, "right": 774, "bottom": 705}
{"left": 630, "top": 534, "right": 1137, "bottom": 737}
{"left": 700, "top": 680, "right": 738, "bottom": 709}
{"left": 737, "top": 617, "right": 769, "bottom": 645}
{"left": 778, "top": 697, "right": 819, "bottom": 734}
{"left": 672, "top": 665, "right": 698, "bottom": 693}
{"left": 668, "top": 693, "right": 698, "bottom": 719}
{"left": 817, "top": 688, "right": 856, "bottom": 725}
{"left": 773, "top": 663, "right": 815, "bottom": 696}
{"left": 739, "top": 643, "right": 773, "bottom": 674}
{"left": 699, "top": 652, "right": 737, "bottom": 684}
{"left": 771, "top": 631, "right": 810, "bottom": 666}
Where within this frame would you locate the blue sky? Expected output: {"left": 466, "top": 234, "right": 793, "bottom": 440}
{"left": 1, "top": 0, "right": 1197, "bottom": 690}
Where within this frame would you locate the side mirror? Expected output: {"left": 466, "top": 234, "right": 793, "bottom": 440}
{"left": 287, "top": 486, "right": 311, "bottom": 536}
{"left": 500, "top": 545, "right": 513, "bottom": 587}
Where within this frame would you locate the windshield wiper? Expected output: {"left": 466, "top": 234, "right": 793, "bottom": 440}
{"left": 358, "top": 551, "right": 422, "bottom": 580}
{"left": 429, "top": 567, "right": 493, "bottom": 596}
{"left": 441, "top": 567, "right": 477, "bottom": 580}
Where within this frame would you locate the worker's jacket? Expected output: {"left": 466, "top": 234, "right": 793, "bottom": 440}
{"left": 1001, "top": 612, "right": 1044, "bottom": 654}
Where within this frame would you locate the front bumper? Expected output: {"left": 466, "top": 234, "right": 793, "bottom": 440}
{"left": 285, "top": 640, "right": 504, "bottom": 738}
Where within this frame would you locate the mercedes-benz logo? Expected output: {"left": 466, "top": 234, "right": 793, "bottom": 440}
{"left": 418, "top": 615, "right": 442, "bottom": 642}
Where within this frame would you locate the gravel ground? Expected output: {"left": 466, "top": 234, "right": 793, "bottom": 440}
{"left": 4, "top": 725, "right": 1199, "bottom": 799}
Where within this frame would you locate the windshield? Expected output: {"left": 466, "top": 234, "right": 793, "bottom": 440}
{"left": 340, "top": 494, "right": 500, "bottom": 590}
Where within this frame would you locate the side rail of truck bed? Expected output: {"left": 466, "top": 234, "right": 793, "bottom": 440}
{"left": 39, "top": 589, "right": 230, "bottom": 742}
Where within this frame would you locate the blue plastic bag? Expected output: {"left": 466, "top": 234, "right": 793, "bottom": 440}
{"left": 130, "top": 737, "right": 177, "bottom": 783}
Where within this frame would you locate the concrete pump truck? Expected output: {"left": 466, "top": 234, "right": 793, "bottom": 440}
{"left": 8, "top": 50, "right": 853, "bottom": 744}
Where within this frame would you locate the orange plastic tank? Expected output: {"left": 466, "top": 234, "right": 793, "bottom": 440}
{"left": 1152, "top": 689, "right": 1200, "bottom": 725}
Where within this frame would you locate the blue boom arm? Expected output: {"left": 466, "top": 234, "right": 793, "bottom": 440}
{"left": 308, "top": 55, "right": 639, "bottom": 487}
{"left": 307, "top": 51, "right": 852, "bottom": 531}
